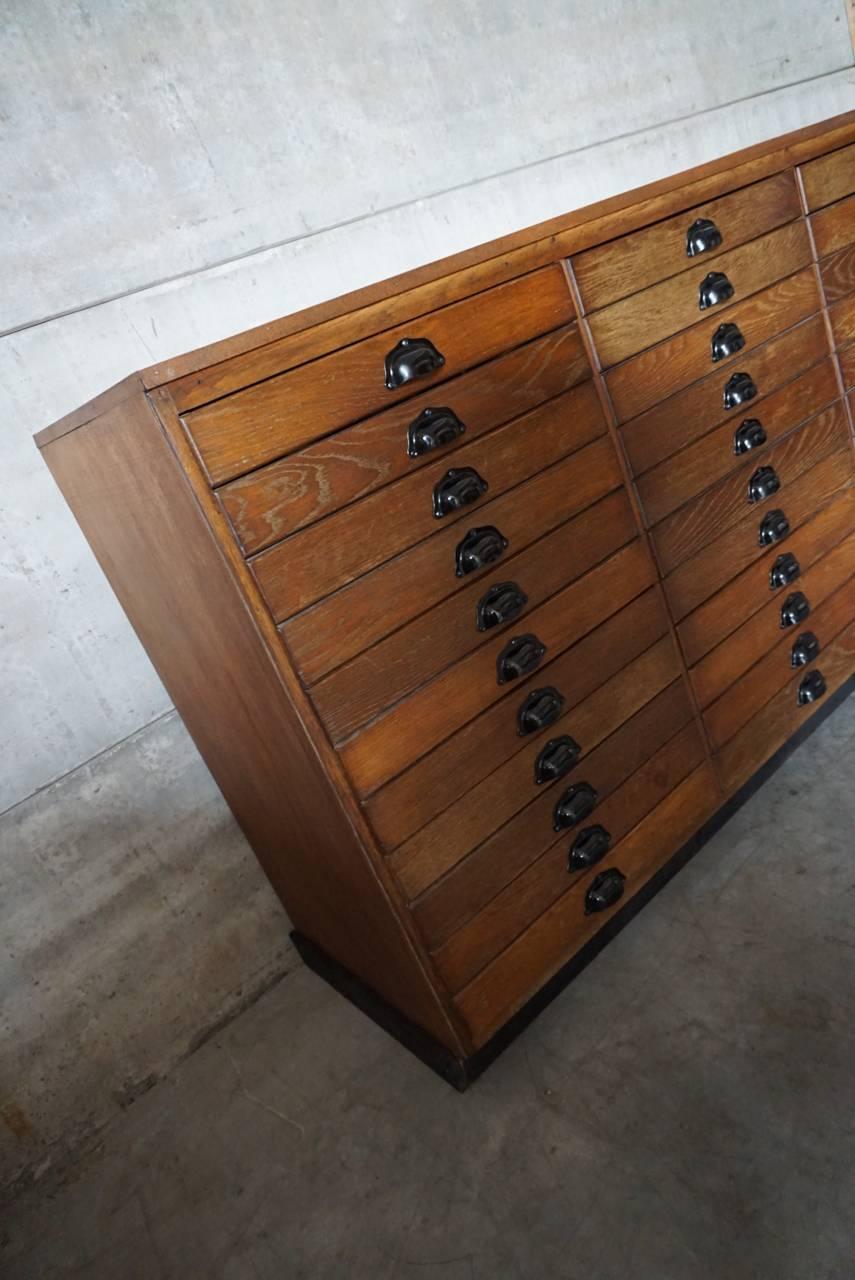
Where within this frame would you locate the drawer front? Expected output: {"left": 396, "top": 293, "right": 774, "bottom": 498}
{"left": 606, "top": 269, "right": 820, "bottom": 422}
{"left": 652, "top": 401, "right": 849, "bottom": 576}
{"left": 390, "top": 651, "right": 688, "bottom": 905}
{"left": 820, "top": 243, "right": 855, "bottom": 306}
{"left": 455, "top": 761, "right": 718, "bottom": 1048}
{"left": 587, "top": 221, "right": 811, "bottom": 368}
{"left": 705, "top": 576, "right": 855, "bottom": 749}
{"left": 310, "top": 489, "right": 637, "bottom": 743}
{"left": 184, "top": 265, "right": 575, "bottom": 484}
{"left": 800, "top": 142, "right": 855, "bottom": 212}
{"left": 678, "top": 486, "right": 855, "bottom": 667}
{"left": 811, "top": 192, "right": 855, "bottom": 259}
{"left": 636, "top": 351, "right": 836, "bottom": 527}
{"left": 620, "top": 316, "right": 831, "bottom": 477}
{"left": 339, "top": 538, "right": 656, "bottom": 797}
{"left": 365, "top": 587, "right": 670, "bottom": 852}
{"left": 843, "top": 345, "right": 855, "bottom": 390}
{"left": 663, "top": 447, "right": 852, "bottom": 622}
{"left": 572, "top": 171, "right": 800, "bottom": 311}
{"left": 254, "top": 379, "right": 606, "bottom": 617}
{"left": 428, "top": 720, "right": 705, "bottom": 993}
{"left": 830, "top": 293, "right": 855, "bottom": 349}
{"left": 218, "top": 325, "right": 588, "bottom": 547}
{"left": 691, "top": 531, "right": 855, "bottom": 709}
{"left": 280, "top": 435, "right": 624, "bottom": 683}
{"left": 717, "top": 619, "right": 855, "bottom": 796}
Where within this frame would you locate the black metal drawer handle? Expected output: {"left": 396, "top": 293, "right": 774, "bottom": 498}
{"left": 769, "top": 552, "right": 800, "bottom": 590}
{"left": 553, "top": 781, "right": 598, "bottom": 831}
{"left": 687, "top": 217, "right": 722, "bottom": 257}
{"left": 734, "top": 418, "right": 767, "bottom": 454}
{"left": 517, "top": 686, "right": 565, "bottom": 736}
{"left": 496, "top": 634, "right": 546, "bottom": 684}
{"left": 699, "top": 271, "right": 734, "bottom": 310}
{"left": 534, "top": 735, "right": 581, "bottom": 785}
{"left": 724, "top": 372, "right": 757, "bottom": 409}
{"left": 791, "top": 631, "right": 820, "bottom": 668}
{"left": 433, "top": 467, "right": 487, "bottom": 518}
{"left": 797, "top": 670, "right": 827, "bottom": 705}
{"left": 569, "top": 825, "right": 611, "bottom": 871}
{"left": 748, "top": 465, "right": 780, "bottom": 504}
{"left": 711, "top": 322, "right": 745, "bottom": 362}
{"left": 407, "top": 407, "right": 465, "bottom": 457}
{"left": 385, "top": 337, "right": 445, "bottom": 390}
{"left": 780, "top": 591, "right": 811, "bottom": 628}
{"left": 585, "top": 868, "right": 626, "bottom": 915}
{"left": 476, "top": 581, "right": 528, "bottom": 631}
{"left": 454, "top": 526, "right": 507, "bottom": 577}
{"left": 758, "top": 509, "right": 790, "bottom": 547}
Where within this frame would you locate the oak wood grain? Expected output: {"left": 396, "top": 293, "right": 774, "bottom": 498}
{"left": 310, "top": 489, "right": 636, "bottom": 742}
{"left": 620, "top": 315, "right": 829, "bottom": 476}
{"left": 573, "top": 170, "right": 800, "bottom": 312}
{"left": 811, "top": 191, "right": 855, "bottom": 258}
{"left": 587, "top": 221, "right": 811, "bottom": 368}
{"left": 392, "top": 647, "right": 687, "bottom": 904}
{"left": 431, "top": 720, "right": 705, "bottom": 992}
{"left": 606, "top": 270, "right": 821, "bottom": 423}
{"left": 690, "top": 530, "right": 855, "bottom": 709}
{"left": 678, "top": 486, "right": 855, "bottom": 666}
{"left": 276, "top": 435, "right": 623, "bottom": 676}
{"left": 663, "top": 447, "right": 852, "bottom": 622}
{"left": 800, "top": 141, "right": 855, "bottom": 211}
{"left": 652, "top": 401, "right": 850, "bottom": 575}
{"left": 455, "top": 762, "right": 718, "bottom": 1047}
{"left": 716, "top": 619, "right": 855, "bottom": 794}
{"left": 364, "top": 588, "right": 669, "bottom": 852}
{"left": 637, "top": 348, "right": 836, "bottom": 527}
{"left": 705, "top": 576, "right": 855, "bottom": 748}
{"left": 218, "top": 325, "right": 587, "bottom": 545}
{"left": 820, "top": 243, "right": 855, "bottom": 305}
{"left": 252, "top": 380, "right": 605, "bottom": 614}
{"left": 830, "top": 291, "right": 855, "bottom": 348}
{"left": 340, "top": 539, "right": 656, "bottom": 796}
{"left": 183, "top": 266, "right": 574, "bottom": 484}
{"left": 841, "top": 342, "right": 855, "bottom": 390}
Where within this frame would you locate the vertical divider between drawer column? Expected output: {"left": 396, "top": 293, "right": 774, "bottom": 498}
{"left": 794, "top": 163, "right": 855, "bottom": 458}
{"left": 560, "top": 258, "right": 720, "bottom": 786}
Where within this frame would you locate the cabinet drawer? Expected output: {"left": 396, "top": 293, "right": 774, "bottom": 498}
{"left": 280, "top": 434, "right": 624, "bottom": 683}
{"left": 428, "top": 720, "right": 705, "bottom": 993}
{"left": 183, "top": 265, "right": 575, "bottom": 484}
{"left": 572, "top": 171, "right": 800, "bottom": 311}
{"left": 691, "top": 530, "right": 855, "bottom": 709}
{"left": 254, "top": 379, "right": 606, "bottom": 616}
{"left": 830, "top": 293, "right": 855, "bottom": 349}
{"left": 310, "top": 488, "right": 637, "bottom": 743}
{"left": 606, "top": 269, "right": 820, "bottom": 422}
{"left": 364, "top": 588, "right": 670, "bottom": 851}
{"left": 663, "top": 447, "right": 852, "bottom": 622}
{"left": 637, "top": 351, "right": 836, "bottom": 527}
{"left": 390, "top": 652, "right": 688, "bottom": 905}
{"left": 678, "top": 486, "right": 855, "bottom": 667}
{"left": 455, "top": 762, "right": 718, "bottom": 1048}
{"left": 717, "top": 618, "right": 855, "bottom": 796}
{"left": 620, "top": 316, "right": 830, "bottom": 477}
{"left": 705, "top": 576, "right": 855, "bottom": 749}
{"left": 800, "top": 142, "right": 855, "bottom": 211}
{"left": 339, "top": 539, "right": 657, "bottom": 797}
{"left": 820, "top": 244, "right": 855, "bottom": 306}
{"left": 587, "top": 221, "right": 811, "bottom": 368}
{"left": 218, "top": 325, "right": 588, "bottom": 546}
{"left": 652, "top": 401, "right": 849, "bottom": 576}
{"left": 841, "top": 343, "right": 855, "bottom": 390}
{"left": 811, "top": 192, "right": 855, "bottom": 259}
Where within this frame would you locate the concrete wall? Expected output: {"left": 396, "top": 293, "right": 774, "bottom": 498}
{"left": 2, "top": 0, "right": 853, "bottom": 1195}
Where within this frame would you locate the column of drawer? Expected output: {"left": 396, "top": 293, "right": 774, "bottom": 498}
{"left": 802, "top": 140, "right": 855, "bottom": 390}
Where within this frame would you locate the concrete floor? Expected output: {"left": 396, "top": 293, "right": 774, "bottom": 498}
{"left": 2, "top": 693, "right": 854, "bottom": 1280}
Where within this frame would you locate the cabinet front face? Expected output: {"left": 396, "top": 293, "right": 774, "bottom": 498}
{"left": 39, "top": 116, "right": 855, "bottom": 1067}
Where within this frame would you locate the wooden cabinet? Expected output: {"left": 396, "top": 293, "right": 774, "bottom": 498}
{"left": 37, "top": 113, "right": 855, "bottom": 1087}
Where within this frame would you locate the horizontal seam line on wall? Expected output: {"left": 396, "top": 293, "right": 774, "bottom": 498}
{"left": 2, "top": 62, "right": 854, "bottom": 342}
{"left": 0, "top": 706, "right": 177, "bottom": 822}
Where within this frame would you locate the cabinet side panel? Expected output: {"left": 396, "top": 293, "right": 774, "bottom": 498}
{"left": 38, "top": 393, "right": 465, "bottom": 1056}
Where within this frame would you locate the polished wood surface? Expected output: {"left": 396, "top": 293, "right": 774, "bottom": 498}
{"left": 573, "top": 170, "right": 800, "bottom": 311}
{"left": 811, "top": 192, "right": 855, "bottom": 258}
{"left": 800, "top": 141, "right": 855, "bottom": 211}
